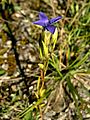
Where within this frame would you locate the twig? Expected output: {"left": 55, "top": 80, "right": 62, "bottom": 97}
{"left": 4, "top": 22, "right": 32, "bottom": 103}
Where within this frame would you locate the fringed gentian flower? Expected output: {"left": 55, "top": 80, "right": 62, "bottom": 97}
{"left": 33, "top": 12, "right": 62, "bottom": 34}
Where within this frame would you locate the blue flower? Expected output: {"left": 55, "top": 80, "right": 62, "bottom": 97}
{"left": 33, "top": 12, "right": 62, "bottom": 34}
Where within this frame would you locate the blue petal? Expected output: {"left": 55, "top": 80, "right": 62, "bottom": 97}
{"left": 49, "top": 16, "right": 62, "bottom": 24}
{"left": 39, "top": 12, "right": 48, "bottom": 20}
{"left": 33, "top": 20, "right": 45, "bottom": 26}
{"left": 45, "top": 25, "right": 56, "bottom": 34}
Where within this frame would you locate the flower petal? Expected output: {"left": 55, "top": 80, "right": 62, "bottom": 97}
{"left": 49, "top": 16, "right": 62, "bottom": 24}
{"left": 39, "top": 12, "right": 48, "bottom": 20}
{"left": 33, "top": 20, "right": 45, "bottom": 26}
{"left": 45, "top": 25, "right": 56, "bottom": 34}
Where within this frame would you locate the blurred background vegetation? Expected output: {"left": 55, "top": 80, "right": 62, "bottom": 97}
{"left": 0, "top": 0, "right": 90, "bottom": 120}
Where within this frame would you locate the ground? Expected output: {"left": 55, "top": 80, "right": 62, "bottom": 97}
{"left": 0, "top": 0, "right": 90, "bottom": 120}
